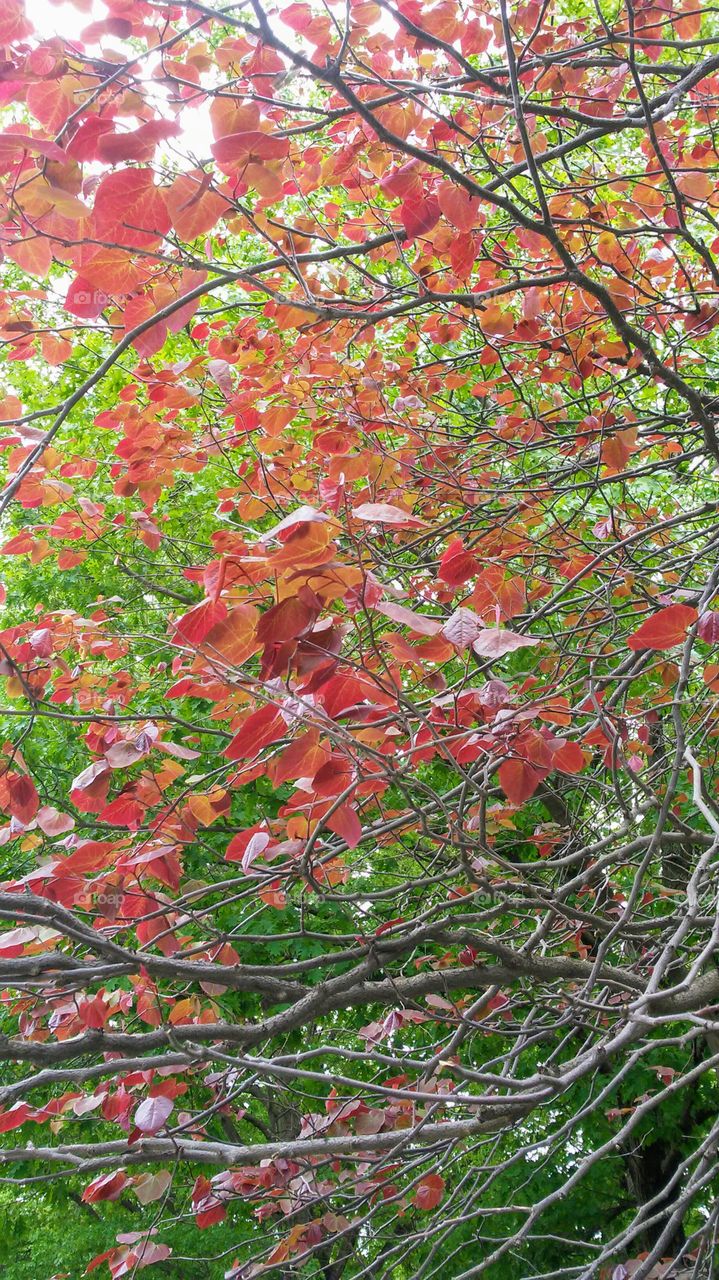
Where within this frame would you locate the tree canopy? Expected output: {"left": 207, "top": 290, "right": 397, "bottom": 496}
{"left": 0, "top": 0, "right": 719, "bottom": 1275}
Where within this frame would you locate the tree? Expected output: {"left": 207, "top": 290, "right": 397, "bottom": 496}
{"left": 0, "top": 0, "right": 718, "bottom": 1274}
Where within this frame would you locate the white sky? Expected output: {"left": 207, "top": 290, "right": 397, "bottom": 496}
{"left": 29, "top": 0, "right": 312, "bottom": 51}
{"left": 30, "top": 0, "right": 99, "bottom": 42}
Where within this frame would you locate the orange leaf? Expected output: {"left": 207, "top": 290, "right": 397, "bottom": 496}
{"left": 201, "top": 604, "right": 260, "bottom": 666}
{"left": 437, "top": 183, "right": 479, "bottom": 231}
{"left": 601, "top": 427, "right": 638, "bottom": 474}
{"left": 166, "top": 171, "right": 227, "bottom": 239}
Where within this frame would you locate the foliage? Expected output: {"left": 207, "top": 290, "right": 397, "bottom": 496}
{"left": 0, "top": 0, "right": 718, "bottom": 1276}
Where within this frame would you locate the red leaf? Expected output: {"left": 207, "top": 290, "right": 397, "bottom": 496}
{"left": 166, "top": 170, "right": 227, "bottom": 239}
{"left": 60, "top": 840, "right": 117, "bottom": 874}
{"left": 81, "top": 16, "right": 133, "bottom": 40}
{"left": 98, "top": 794, "right": 145, "bottom": 829}
{"left": 95, "top": 128, "right": 155, "bottom": 165}
{"left": 259, "top": 504, "right": 328, "bottom": 541}
{"left": 414, "top": 1173, "right": 445, "bottom": 1210}
{"left": 380, "top": 160, "right": 422, "bottom": 200}
{"left": 498, "top": 758, "right": 544, "bottom": 806}
{"left": 94, "top": 168, "right": 170, "bottom": 248}
{"left": 192, "top": 1175, "right": 227, "bottom": 1228}
{"left": 325, "top": 802, "right": 362, "bottom": 849}
{"left": 375, "top": 917, "right": 405, "bottom": 936}
{"left": 312, "top": 757, "right": 351, "bottom": 796}
{"left": 438, "top": 538, "right": 480, "bottom": 586}
{"left": 0, "top": 132, "right": 66, "bottom": 164}
{"left": 259, "top": 879, "right": 287, "bottom": 909}
{"left": 86, "top": 1249, "right": 118, "bottom": 1273}
{"left": 195, "top": 1200, "right": 227, "bottom": 1229}
{"left": 437, "top": 183, "right": 479, "bottom": 231}
{"left": 225, "top": 826, "right": 272, "bottom": 870}
{"left": 8, "top": 774, "right": 39, "bottom": 825}
{"left": 553, "top": 741, "right": 585, "bottom": 774}
{"left": 174, "top": 599, "right": 227, "bottom": 647}
{"left": 65, "top": 116, "right": 115, "bottom": 161}
{"left": 627, "top": 604, "right": 697, "bottom": 651}
{"left": 256, "top": 596, "right": 315, "bottom": 645}
{"left": 0, "top": 1103, "right": 31, "bottom": 1133}
{"left": 450, "top": 233, "right": 477, "bottom": 279}
{"left": 401, "top": 194, "right": 440, "bottom": 238}
{"left": 202, "top": 604, "right": 260, "bottom": 665}
{"left": 82, "top": 1170, "right": 129, "bottom": 1203}
{"left": 601, "top": 426, "right": 638, "bottom": 474}
{"left": 224, "top": 705, "right": 286, "bottom": 761}
{"left": 70, "top": 772, "right": 111, "bottom": 814}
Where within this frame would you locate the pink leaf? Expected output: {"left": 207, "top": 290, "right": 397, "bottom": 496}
{"left": 133, "top": 1094, "right": 174, "bottom": 1134}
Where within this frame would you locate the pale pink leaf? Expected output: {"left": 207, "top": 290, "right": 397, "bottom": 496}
{"left": 36, "top": 806, "right": 75, "bottom": 836}
{"left": 352, "top": 502, "right": 426, "bottom": 527}
{"left": 134, "top": 1095, "right": 173, "bottom": 1133}
{"left": 472, "top": 630, "right": 539, "bottom": 658}
{"left": 133, "top": 1170, "right": 173, "bottom": 1204}
{"left": 442, "top": 607, "right": 482, "bottom": 651}
{"left": 377, "top": 601, "right": 442, "bottom": 635}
